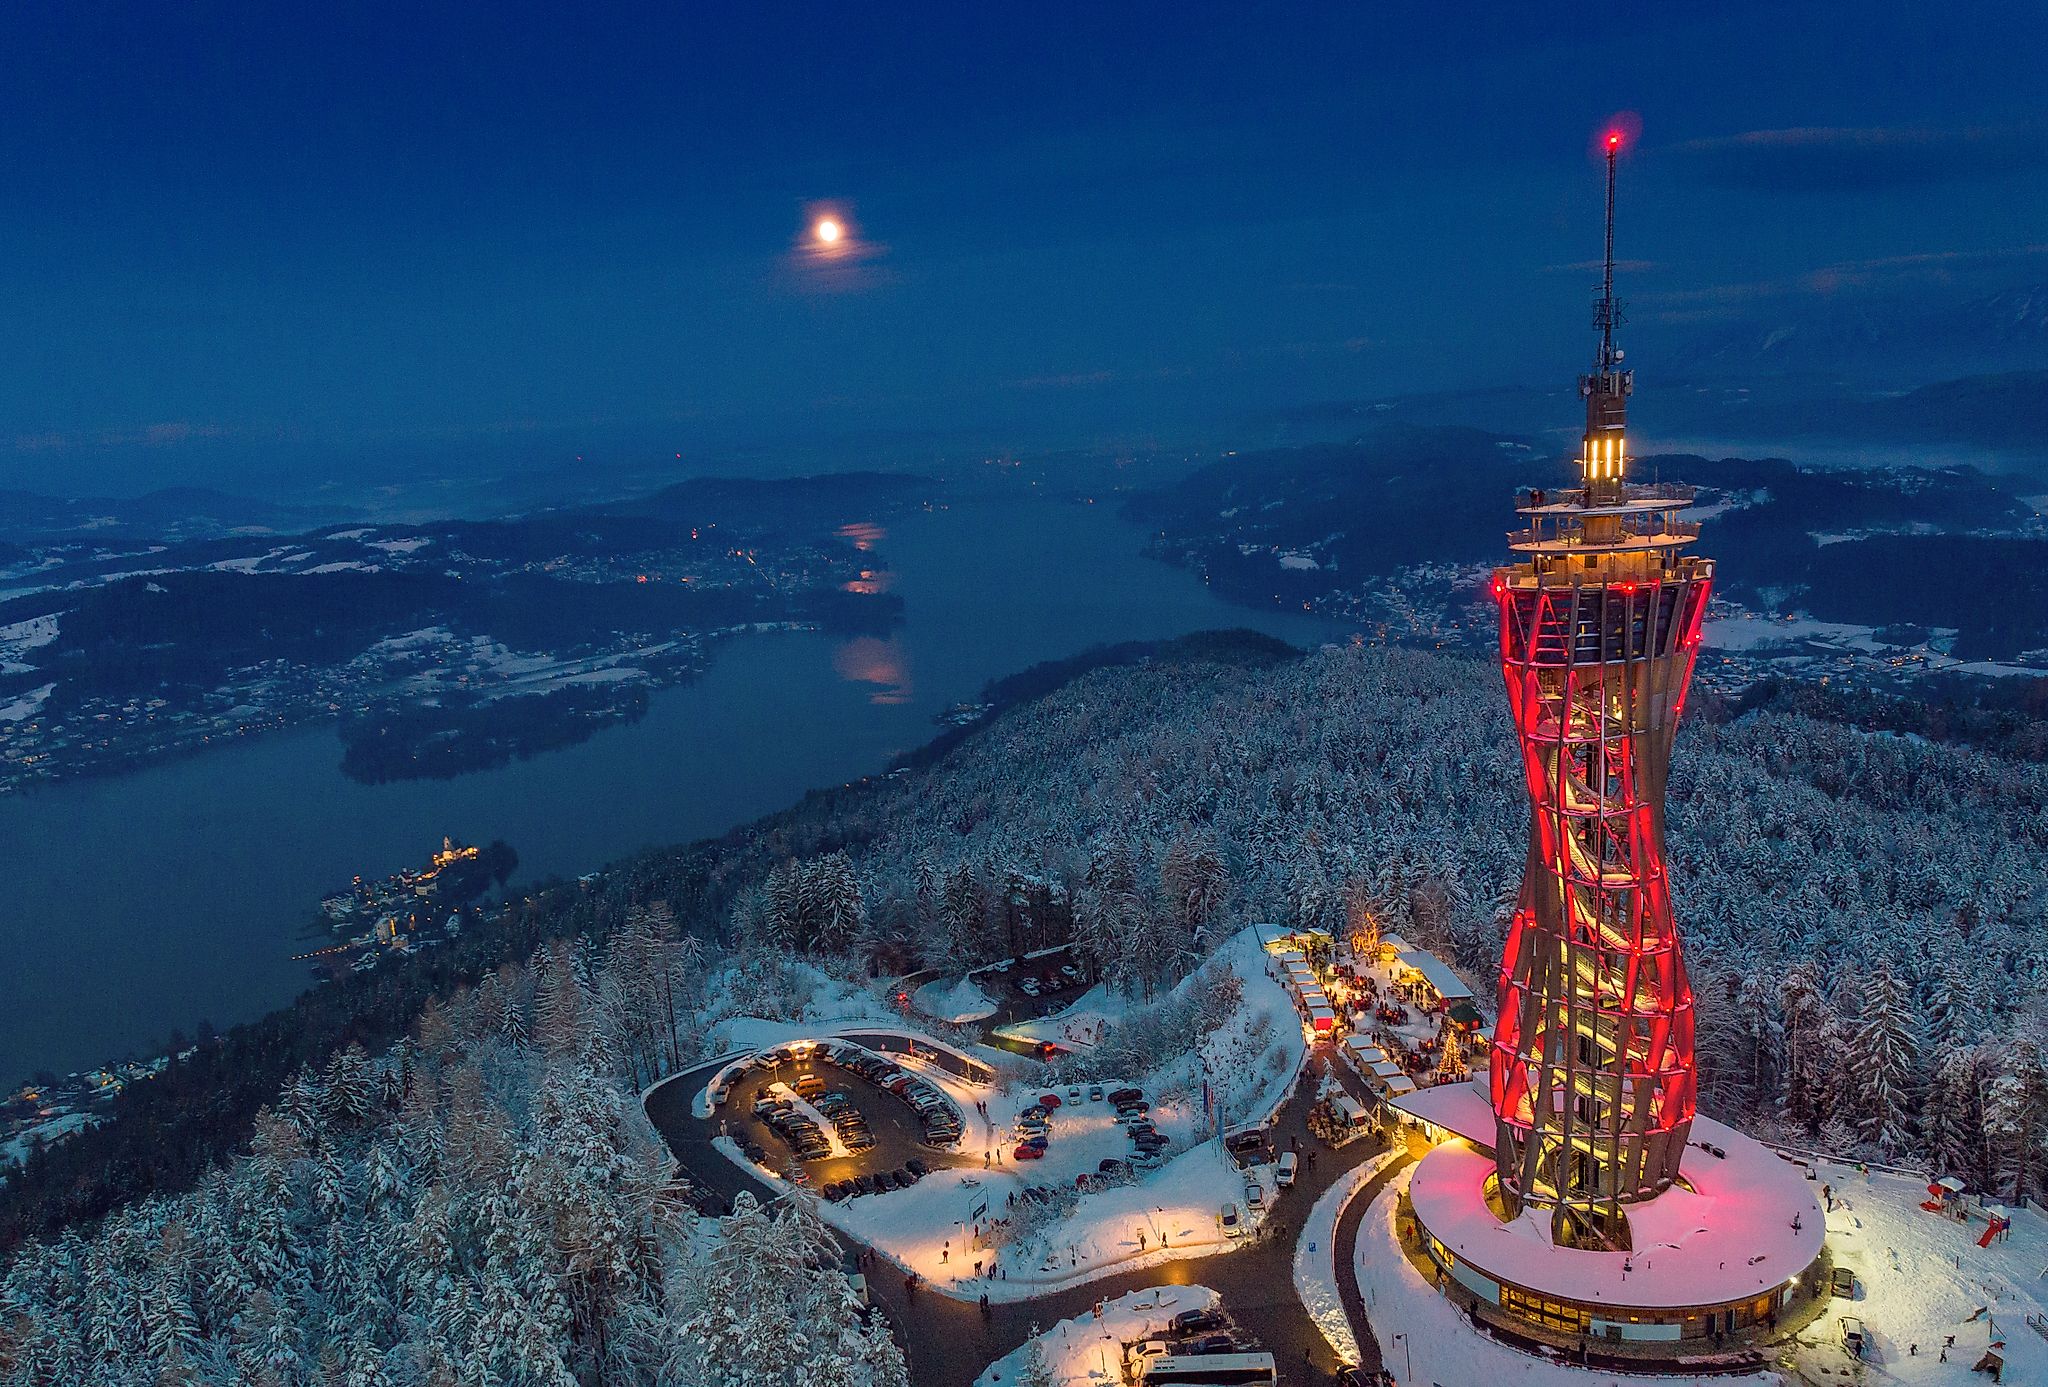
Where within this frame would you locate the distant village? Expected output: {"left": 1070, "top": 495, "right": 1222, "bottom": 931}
{"left": 0, "top": 835, "right": 512, "bottom": 1183}
{"left": 299, "top": 835, "right": 514, "bottom": 981}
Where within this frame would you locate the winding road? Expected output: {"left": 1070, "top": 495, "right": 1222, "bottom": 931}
{"left": 645, "top": 1037, "right": 1406, "bottom": 1385}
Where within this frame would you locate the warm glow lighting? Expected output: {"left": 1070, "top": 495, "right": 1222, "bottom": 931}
{"left": 815, "top": 218, "right": 843, "bottom": 244}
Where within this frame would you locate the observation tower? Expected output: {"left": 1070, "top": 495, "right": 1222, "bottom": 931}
{"left": 1388, "top": 136, "right": 1823, "bottom": 1353}
{"left": 1487, "top": 132, "right": 1712, "bottom": 1251}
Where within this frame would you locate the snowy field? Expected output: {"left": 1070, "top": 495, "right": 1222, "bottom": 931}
{"left": 974, "top": 1284, "right": 1221, "bottom": 1387}
{"left": 1703, "top": 611, "right": 2046, "bottom": 679}
{"left": 1793, "top": 1159, "right": 2048, "bottom": 1384}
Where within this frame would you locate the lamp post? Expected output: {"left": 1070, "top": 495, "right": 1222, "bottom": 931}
{"left": 1392, "top": 1331, "right": 1411, "bottom": 1382}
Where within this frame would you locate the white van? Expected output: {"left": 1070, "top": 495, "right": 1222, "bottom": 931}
{"left": 1275, "top": 1151, "right": 1299, "bottom": 1187}
{"left": 1127, "top": 1339, "right": 1171, "bottom": 1367}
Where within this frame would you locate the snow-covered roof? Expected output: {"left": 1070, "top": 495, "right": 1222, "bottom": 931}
{"left": 1408, "top": 1114, "right": 1825, "bottom": 1310}
{"left": 1393, "top": 948, "right": 1475, "bottom": 1001}
{"left": 1389, "top": 1075, "right": 1495, "bottom": 1143}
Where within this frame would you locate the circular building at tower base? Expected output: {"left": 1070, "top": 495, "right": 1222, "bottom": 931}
{"left": 1392, "top": 1080, "right": 1825, "bottom": 1352}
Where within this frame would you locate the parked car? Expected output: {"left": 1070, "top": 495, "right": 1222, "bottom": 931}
{"left": 1107, "top": 1087, "right": 1142, "bottom": 1106}
{"left": 794, "top": 1073, "right": 825, "bottom": 1098}
{"left": 1066, "top": 1086, "right": 1083, "bottom": 1104}
{"left": 1244, "top": 1181, "right": 1265, "bottom": 1211}
{"left": 1219, "top": 1203, "right": 1244, "bottom": 1238}
{"left": 1841, "top": 1316, "right": 1867, "bottom": 1359}
{"left": 1098, "top": 1158, "right": 1131, "bottom": 1178}
{"left": 1039, "top": 1093, "right": 1062, "bottom": 1109}
{"left": 1169, "top": 1309, "right": 1225, "bottom": 1335}
{"left": 1087, "top": 1085, "right": 1105, "bottom": 1102}
{"left": 1129, "top": 1151, "right": 1165, "bottom": 1170}
{"left": 1830, "top": 1266, "right": 1855, "bottom": 1298}
{"left": 905, "top": 1157, "right": 929, "bottom": 1177}
{"left": 1276, "top": 1151, "right": 1299, "bottom": 1187}
{"left": 1125, "top": 1340, "right": 1170, "bottom": 1367}
{"left": 1179, "top": 1333, "right": 1237, "bottom": 1356}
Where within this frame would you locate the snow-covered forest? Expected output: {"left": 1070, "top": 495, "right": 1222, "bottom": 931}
{"left": 5, "top": 637, "right": 2048, "bottom": 1382}
{"left": 0, "top": 918, "right": 905, "bottom": 1386}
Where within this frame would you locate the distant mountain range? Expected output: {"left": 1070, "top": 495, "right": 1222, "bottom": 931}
{"left": 1657, "top": 285, "right": 2048, "bottom": 384}
{"left": 1127, "top": 425, "right": 2048, "bottom": 660}
{"left": 0, "top": 487, "right": 350, "bottom": 546}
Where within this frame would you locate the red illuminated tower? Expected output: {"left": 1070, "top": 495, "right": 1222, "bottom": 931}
{"left": 1486, "top": 134, "right": 1714, "bottom": 1250}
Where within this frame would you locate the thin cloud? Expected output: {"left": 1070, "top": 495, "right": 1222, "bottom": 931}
{"left": 1668, "top": 123, "right": 2048, "bottom": 192}
{"left": 1640, "top": 243, "right": 2048, "bottom": 309}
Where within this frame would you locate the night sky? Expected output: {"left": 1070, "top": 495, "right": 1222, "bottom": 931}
{"left": 5, "top": 2, "right": 2048, "bottom": 494}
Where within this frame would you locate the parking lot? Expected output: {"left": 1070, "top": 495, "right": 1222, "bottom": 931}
{"left": 1122, "top": 1301, "right": 1273, "bottom": 1381}
{"left": 711, "top": 1040, "right": 971, "bottom": 1202}
{"left": 973, "top": 948, "right": 1094, "bottom": 1019}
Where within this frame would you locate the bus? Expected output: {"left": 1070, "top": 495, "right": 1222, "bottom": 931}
{"left": 1137, "top": 1352, "right": 1277, "bottom": 1385}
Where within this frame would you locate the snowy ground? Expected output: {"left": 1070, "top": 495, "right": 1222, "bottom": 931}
{"left": 914, "top": 975, "right": 998, "bottom": 1023}
{"left": 974, "top": 1284, "right": 1221, "bottom": 1387}
{"left": 1355, "top": 1167, "right": 1780, "bottom": 1386}
{"left": 1293, "top": 1152, "right": 1394, "bottom": 1365}
{"left": 0, "top": 682, "right": 55, "bottom": 722}
{"left": 1704, "top": 610, "right": 2046, "bottom": 679}
{"left": 1792, "top": 1159, "right": 2048, "bottom": 1384}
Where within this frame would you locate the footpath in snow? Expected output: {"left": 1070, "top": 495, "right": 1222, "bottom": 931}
{"left": 1292, "top": 1152, "right": 1394, "bottom": 1366}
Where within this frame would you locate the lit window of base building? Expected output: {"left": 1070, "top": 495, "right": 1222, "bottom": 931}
{"left": 1392, "top": 1079, "right": 1826, "bottom": 1354}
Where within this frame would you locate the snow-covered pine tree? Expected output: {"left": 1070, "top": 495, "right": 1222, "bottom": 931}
{"left": 1983, "top": 1037, "right": 2048, "bottom": 1202}
{"left": 1851, "top": 965, "right": 1920, "bottom": 1157}
{"left": 1777, "top": 961, "right": 1837, "bottom": 1136}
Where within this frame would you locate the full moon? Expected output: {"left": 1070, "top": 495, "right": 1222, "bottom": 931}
{"left": 815, "top": 218, "right": 843, "bottom": 245}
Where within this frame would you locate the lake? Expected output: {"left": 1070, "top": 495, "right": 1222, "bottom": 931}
{"left": 0, "top": 496, "right": 1342, "bottom": 1081}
